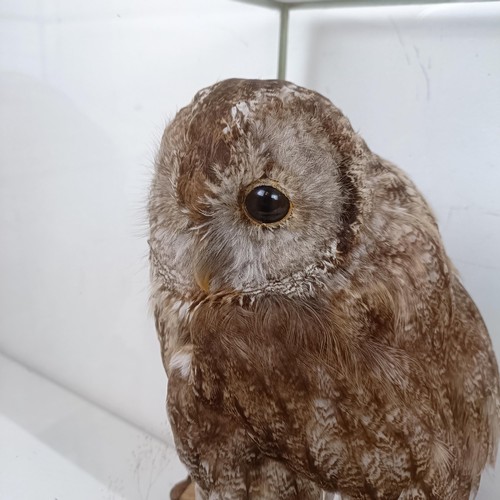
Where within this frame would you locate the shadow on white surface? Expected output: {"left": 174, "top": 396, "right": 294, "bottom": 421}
{"left": 0, "top": 353, "right": 187, "bottom": 500}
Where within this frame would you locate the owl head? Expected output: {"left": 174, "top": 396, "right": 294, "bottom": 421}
{"left": 149, "top": 79, "right": 374, "bottom": 299}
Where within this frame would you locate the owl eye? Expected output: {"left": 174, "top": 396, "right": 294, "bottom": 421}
{"left": 243, "top": 185, "right": 291, "bottom": 224}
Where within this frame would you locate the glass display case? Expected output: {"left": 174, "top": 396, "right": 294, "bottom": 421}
{"left": 235, "top": 0, "right": 497, "bottom": 77}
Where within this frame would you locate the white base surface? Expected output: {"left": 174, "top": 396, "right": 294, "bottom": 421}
{"left": 0, "top": 353, "right": 187, "bottom": 500}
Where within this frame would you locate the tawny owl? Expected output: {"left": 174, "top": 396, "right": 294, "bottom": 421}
{"left": 148, "top": 79, "right": 500, "bottom": 499}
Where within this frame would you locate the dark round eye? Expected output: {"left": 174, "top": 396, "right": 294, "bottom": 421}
{"left": 244, "top": 185, "right": 291, "bottom": 224}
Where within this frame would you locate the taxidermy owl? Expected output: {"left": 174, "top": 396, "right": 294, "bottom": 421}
{"left": 148, "top": 79, "right": 500, "bottom": 499}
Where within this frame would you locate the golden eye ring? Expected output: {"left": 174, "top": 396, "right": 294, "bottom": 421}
{"left": 242, "top": 180, "right": 293, "bottom": 226}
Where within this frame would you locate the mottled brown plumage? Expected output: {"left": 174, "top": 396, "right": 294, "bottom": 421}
{"left": 149, "top": 79, "right": 500, "bottom": 499}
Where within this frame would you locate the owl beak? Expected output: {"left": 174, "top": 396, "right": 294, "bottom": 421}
{"left": 194, "top": 266, "right": 211, "bottom": 294}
